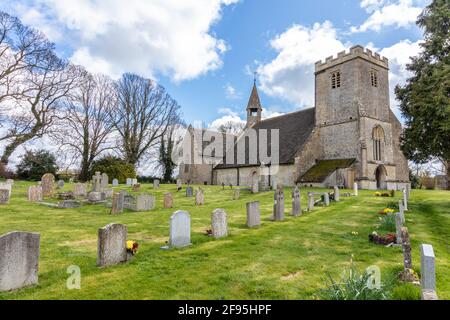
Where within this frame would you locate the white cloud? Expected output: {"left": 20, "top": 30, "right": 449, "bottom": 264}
{"left": 224, "top": 83, "right": 241, "bottom": 100}
{"left": 351, "top": 0, "right": 423, "bottom": 33}
{"left": 257, "top": 21, "right": 347, "bottom": 107}
{"left": 4, "top": 0, "right": 239, "bottom": 81}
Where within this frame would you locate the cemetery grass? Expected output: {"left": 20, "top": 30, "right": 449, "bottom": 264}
{"left": 0, "top": 182, "right": 449, "bottom": 300}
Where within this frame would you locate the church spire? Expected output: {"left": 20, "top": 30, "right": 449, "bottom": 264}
{"left": 246, "top": 79, "right": 262, "bottom": 128}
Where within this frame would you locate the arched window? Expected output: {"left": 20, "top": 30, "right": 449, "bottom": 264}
{"left": 372, "top": 126, "right": 385, "bottom": 161}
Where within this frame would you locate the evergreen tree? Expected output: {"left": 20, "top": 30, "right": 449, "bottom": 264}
{"left": 16, "top": 150, "right": 58, "bottom": 181}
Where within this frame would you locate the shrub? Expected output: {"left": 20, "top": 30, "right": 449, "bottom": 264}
{"left": 90, "top": 156, "right": 136, "bottom": 184}
{"left": 421, "top": 176, "right": 435, "bottom": 190}
{"left": 378, "top": 214, "right": 396, "bottom": 232}
{"left": 16, "top": 150, "right": 58, "bottom": 181}
{"left": 319, "top": 262, "right": 391, "bottom": 300}
{"left": 391, "top": 283, "right": 421, "bottom": 300}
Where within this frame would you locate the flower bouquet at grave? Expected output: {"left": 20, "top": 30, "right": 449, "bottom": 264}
{"left": 375, "top": 192, "right": 382, "bottom": 197}
{"left": 126, "top": 240, "right": 139, "bottom": 255}
{"left": 368, "top": 231, "right": 396, "bottom": 245}
{"left": 378, "top": 208, "right": 394, "bottom": 215}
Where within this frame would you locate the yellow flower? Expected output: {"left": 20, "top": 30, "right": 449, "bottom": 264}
{"left": 127, "top": 240, "right": 135, "bottom": 250}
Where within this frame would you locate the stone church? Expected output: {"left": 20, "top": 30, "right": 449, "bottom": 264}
{"left": 179, "top": 45, "right": 410, "bottom": 190}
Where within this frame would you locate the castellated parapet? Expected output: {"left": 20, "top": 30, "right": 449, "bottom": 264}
{"left": 315, "top": 45, "right": 389, "bottom": 73}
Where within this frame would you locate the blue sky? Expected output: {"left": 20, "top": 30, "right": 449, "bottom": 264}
{"left": 1, "top": 0, "right": 429, "bottom": 131}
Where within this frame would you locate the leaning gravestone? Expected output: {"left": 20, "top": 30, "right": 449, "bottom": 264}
{"left": 291, "top": 186, "right": 301, "bottom": 216}
{"left": 233, "top": 188, "right": 240, "bottom": 200}
{"left": 0, "top": 189, "right": 10, "bottom": 205}
{"left": 164, "top": 193, "right": 173, "bottom": 209}
{"left": 246, "top": 201, "right": 261, "bottom": 228}
{"left": 273, "top": 187, "right": 285, "bottom": 221}
{"left": 112, "top": 179, "right": 119, "bottom": 187}
{"left": 163, "top": 211, "right": 191, "bottom": 249}
{"left": 101, "top": 173, "right": 109, "bottom": 189}
{"left": 211, "top": 209, "right": 228, "bottom": 239}
{"left": 57, "top": 180, "right": 65, "bottom": 189}
{"left": 41, "top": 173, "right": 55, "bottom": 197}
{"left": 111, "top": 192, "right": 125, "bottom": 214}
{"left": 28, "top": 186, "right": 43, "bottom": 203}
{"left": 195, "top": 188, "right": 204, "bottom": 205}
{"left": 73, "top": 183, "right": 88, "bottom": 197}
{"left": 97, "top": 223, "right": 127, "bottom": 267}
{"left": 186, "top": 187, "right": 194, "bottom": 197}
{"left": 0, "top": 231, "right": 40, "bottom": 292}
{"left": 333, "top": 186, "right": 340, "bottom": 202}
{"left": 153, "top": 179, "right": 160, "bottom": 189}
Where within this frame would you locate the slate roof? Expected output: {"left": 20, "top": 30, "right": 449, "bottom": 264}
{"left": 247, "top": 83, "right": 262, "bottom": 110}
{"left": 214, "top": 107, "right": 316, "bottom": 169}
{"left": 300, "top": 158, "right": 356, "bottom": 182}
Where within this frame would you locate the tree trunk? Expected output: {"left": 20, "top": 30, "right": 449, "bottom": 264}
{"left": 0, "top": 133, "right": 36, "bottom": 165}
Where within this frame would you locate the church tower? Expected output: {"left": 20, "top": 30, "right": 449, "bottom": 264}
{"left": 246, "top": 81, "right": 262, "bottom": 128}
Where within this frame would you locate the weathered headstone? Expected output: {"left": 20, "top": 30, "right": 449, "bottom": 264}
{"left": 186, "top": 187, "right": 194, "bottom": 197}
{"left": 233, "top": 188, "right": 240, "bottom": 200}
{"left": 0, "top": 189, "right": 10, "bottom": 205}
{"left": 73, "top": 183, "right": 88, "bottom": 197}
{"left": 0, "top": 231, "right": 40, "bottom": 292}
{"left": 97, "top": 223, "right": 127, "bottom": 267}
{"left": 132, "top": 183, "right": 141, "bottom": 192}
{"left": 164, "top": 193, "right": 173, "bottom": 209}
{"left": 112, "top": 179, "right": 119, "bottom": 187}
{"left": 41, "top": 173, "right": 55, "bottom": 197}
{"left": 420, "top": 244, "right": 436, "bottom": 291}
{"left": 100, "top": 173, "right": 108, "bottom": 189}
{"left": 153, "top": 179, "right": 160, "bottom": 189}
{"left": 395, "top": 212, "right": 403, "bottom": 245}
{"left": 273, "top": 187, "right": 285, "bottom": 221}
{"left": 195, "top": 188, "right": 204, "bottom": 205}
{"left": 333, "top": 186, "right": 340, "bottom": 202}
{"left": 92, "top": 172, "right": 102, "bottom": 192}
{"left": 307, "top": 192, "right": 314, "bottom": 211}
{"left": 88, "top": 191, "right": 103, "bottom": 203}
{"left": 403, "top": 188, "right": 408, "bottom": 211}
{"left": 28, "top": 186, "right": 43, "bottom": 202}
{"left": 132, "top": 179, "right": 138, "bottom": 186}
{"left": 57, "top": 180, "right": 65, "bottom": 189}
{"left": 126, "top": 178, "right": 132, "bottom": 186}
{"left": 177, "top": 179, "right": 182, "bottom": 189}
{"left": 163, "top": 211, "right": 191, "bottom": 249}
{"left": 0, "top": 183, "right": 11, "bottom": 197}
{"left": 353, "top": 182, "right": 358, "bottom": 196}
{"left": 211, "top": 209, "right": 228, "bottom": 239}
{"left": 399, "top": 200, "right": 405, "bottom": 224}
{"left": 111, "top": 192, "right": 125, "bottom": 214}
{"left": 135, "top": 194, "right": 155, "bottom": 211}
{"left": 291, "top": 186, "right": 301, "bottom": 216}
{"left": 246, "top": 201, "right": 261, "bottom": 228}
{"left": 401, "top": 227, "right": 412, "bottom": 270}
{"left": 323, "top": 193, "right": 330, "bottom": 206}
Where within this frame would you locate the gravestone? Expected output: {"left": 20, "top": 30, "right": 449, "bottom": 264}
{"left": 291, "top": 186, "right": 301, "bottom": 216}
{"left": 101, "top": 173, "right": 109, "bottom": 189}
{"left": 246, "top": 201, "right": 261, "bottom": 228}
{"left": 403, "top": 189, "right": 408, "bottom": 211}
{"left": 420, "top": 244, "right": 436, "bottom": 291}
{"left": 164, "top": 211, "right": 191, "bottom": 249}
{"left": 97, "top": 223, "right": 127, "bottom": 267}
{"left": 0, "top": 189, "right": 10, "bottom": 205}
{"left": 273, "top": 187, "right": 285, "bottom": 221}
{"left": 57, "top": 180, "right": 65, "bottom": 189}
{"left": 186, "top": 187, "right": 193, "bottom": 197}
{"left": 324, "top": 193, "right": 330, "bottom": 206}
{"left": 307, "top": 192, "right": 314, "bottom": 211}
{"left": 153, "top": 179, "right": 160, "bottom": 189}
{"left": 112, "top": 179, "right": 119, "bottom": 187}
{"left": 88, "top": 191, "right": 103, "bottom": 203}
{"left": 132, "top": 179, "right": 138, "bottom": 186}
{"left": 399, "top": 200, "right": 405, "bottom": 224}
{"left": 211, "top": 209, "right": 228, "bottom": 239}
{"left": 111, "top": 192, "right": 125, "bottom": 215}
{"left": 333, "top": 186, "right": 340, "bottom": 202}
{"left": 5, "top": 179, "right": 13, "bottom": 185}
{"left": 164, "top": 193, "right": 173, "bottom": 209}
{"left": 401, "top": 227, "right": 412, "bottom": 270}
{"left": 73, "top": 183, "right": 88, "bottom": 197}
{"left": 353, "top": 182, "right": 358, "bottom": 196}
{"left": 41, "top": 173, "right": 55, "bottom": 197}
{"left": 92, "top": 172, "right": 102, "bottom": 192}
{"left": 126, "top": 178, "right": 132, "bottom": 186}
{"left": 0, "top": 183, "right": 11, "bottom": 197}
{"left": 136, "top": 194, "right": 155, "bottom": 211}
{"left": 177, "top": 179, "right": 182, "bottom": 189}
{"left": 251, "top": 178, "right": 259, "bottom": 194}
{"left": 132, "top": 184, "right": 141, "bottom": 192}
{"left": 0, "top": 231, "right": 40, "bottom": 292}
{"left": 195, "top": 188, "right": 204, "bottom": 205}
{"left": 395, "top": 212, "right": 403, "bottom": 245}
{"left": 28, "top": 186, "right": 43, "bottom": 202}
{"left": 233, "top": 188, "right": 240, "bottom": 200}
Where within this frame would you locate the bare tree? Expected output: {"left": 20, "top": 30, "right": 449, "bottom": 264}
{"left": 52, "top": 71, "right": 116, "bottom": 181}
{"left": 111, "top": 73, "right": 182, "bottom": 167}
{"left": 0, "top": 54, "right": 82, "bottom": 165}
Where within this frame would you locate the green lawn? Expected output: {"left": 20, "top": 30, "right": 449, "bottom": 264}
{"left": 0, "top": 181, "right": 449, "bottom": 300}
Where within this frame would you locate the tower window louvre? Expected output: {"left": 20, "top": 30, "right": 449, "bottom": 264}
{"left": 370, "top": 70, "right": 378, "bottom": 87}
{"left": 331, "top": 71, "right": 340, "bottom": 89}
